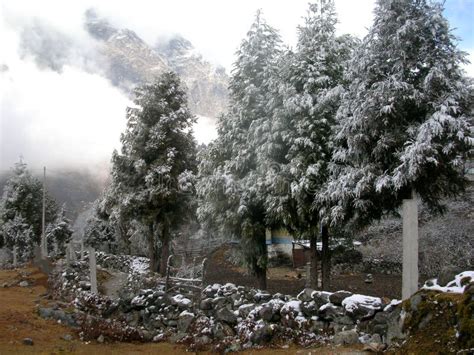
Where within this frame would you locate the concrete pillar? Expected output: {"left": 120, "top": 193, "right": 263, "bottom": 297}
{"left": 13, "top": 246, "right": 18, "bottom": 268}
{"left": 88, "top": 247, "right": 98, "bottom": 294}
{"left": 402, "top": 191, "right": 419, "bottom": 299}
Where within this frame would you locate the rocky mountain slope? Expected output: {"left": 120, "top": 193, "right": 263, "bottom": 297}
{"left": 85, "top": 9, "right": 228, "bottom": 118}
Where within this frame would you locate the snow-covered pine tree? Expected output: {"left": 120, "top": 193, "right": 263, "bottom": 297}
{"left": 45, "top": 205, "right": 73, "bottom": 255}
{"left": 1, "top": 213, "right": 35, "bottom": 263}
{"left": 0, "top": 159, "right": 58, "bottom": 249}
{"left": 197, "top": 11, "right": 281, "bottom": 290}
{"left": 263, "top": 1, "right": 356, "bottom": 289}
{"left": 110, "top": 72, "right": 197, "bottom": 274}
{"left": 323, "top": 0, "right": 473, "bottom": 225}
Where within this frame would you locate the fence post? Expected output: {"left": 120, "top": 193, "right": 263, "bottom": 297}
{"left": 13, "top": 246, "right": 18, "bottom": 268}
{"left": 165, "top": 255, "right": 173, "bottom": 292}
{"left": 88, "top": 246, "right": 98, "bottom": 294}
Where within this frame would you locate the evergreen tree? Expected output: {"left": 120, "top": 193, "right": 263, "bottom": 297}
{"left": 198, "top": 11, "right": 281, "bottom": 290}
{"left": 0, "top": 159, "right": 58, "bottom": 249}
{"left": 110, "top": 72, "right": 197, "bottom": 274}
{"left": 322, "top": 0, "right": 473, "bottom": 225}
{"left": 1, "top": 213, "right": 34, "bottom": 262}
{"left": 263, "top": 1, "right": 356, "bottom": 289}
{"left": 45, "top": 205, "right": 73, "bottom": 255}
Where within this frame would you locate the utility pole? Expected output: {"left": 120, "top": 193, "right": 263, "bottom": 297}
{"left": 41, "top": 166, "right": 47, "bottom": 258}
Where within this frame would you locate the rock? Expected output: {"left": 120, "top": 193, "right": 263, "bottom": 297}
{"left": 363, "top": 342, "right": 387, "bottom": 352}
{"left": 258, "top": 304, "right": 275, "bottom": 321}
{"left": 212, "top": 321, "right": 235, "bottom": 340}
{"left": 438, "top": 266, "right": 463, "bottom": 286}
{"left": 364, "top": 274, "right": 373, "bottom": 284}
{"left": 254, "top": 292, "right": 272, "bottom": 303}
{"left": 38, "top": 307, "right": 53, "bottom": 319}
{"left": 297, "top": 288, "right": 316, "bottom": 303}
{"left": 61, "top": 334, "right": 73, "bottom": 341}
{"left": 410, "top": 293, "right": 422, "bottom": 311}
{"left": 318, "top": 303, "right": 344, "bottom": 321}
{"left": 97, "top": 334, "right": 105, "bottom": 343}
{"left": 212, "top": 296, "right": 227, "bottom": 309}
{"left": 177, "top": 311, "right": 195, "bottom": 332}
{"left": 312, "top": 291, "right": 332, "bottom": 307}
{"left": 238, "top": 303, "right": 255, "bottom": 318}
{"left": 22, "top": 338, "right": 34, "bottom": 346}
{"left": 329, "top": 291, "right": 352, "bottom": 306}
{"left": 216, "top": 307, "right": 237, "bottom": 325}
{"left": 250, "top": 323, "right": 274, "bottom": 344}
{"left": 200, "top": 298, "right": 213, "bottom": 310}
{"left": 301, "top": 300, "right": 319, "bottom": 317}
{"left": 332, "top": 329, "right": 359, "bottom": 345}
{"left": 19, "top": 281, "right": 29, "bottom": 287}
{"left": 386, "top": 307, "right": 406, "bottom": 345}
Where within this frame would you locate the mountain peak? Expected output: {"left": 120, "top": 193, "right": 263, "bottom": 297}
{"left": 84, "top": 8, "right": 118, "bottom": 41}
{"left": 154, "top": 35, "right": 195, "bottom": 58}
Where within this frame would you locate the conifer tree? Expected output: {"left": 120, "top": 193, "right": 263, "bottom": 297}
{"left": 0, "top": 159, "right": 58, "bottom": 249}
{"left": 264, "top": 1, "right": 356, "bottom": 289}
{"left": 110, "top": 72, "right": 197, "bottom": 274}
{"left": 323, "top": 0, "right": 473, "bottom": 224}
{"left": 198, "top": 11, "right": 281, "bottom": 289}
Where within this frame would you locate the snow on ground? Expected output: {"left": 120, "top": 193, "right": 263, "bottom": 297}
{"left": 342, "top": 294, "right": 383, "bottom": 312}
{"left": 423, "top": 271, "right": 474, "bottom": 293}
{"left": 130, "top": 257, "right": 149, "bottom": 274}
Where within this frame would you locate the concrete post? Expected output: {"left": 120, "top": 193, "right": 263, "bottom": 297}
{"left": 80, "top": 240, "right": 85, "bottom": 261}
{"left": 402, "top": 190, "right": 419, "bottom": 299}
{"left": 88, "top": 247, "right": 98, "bottom": 294}
{"left": 13, "top": 246, "right": 18, "bottom": 268}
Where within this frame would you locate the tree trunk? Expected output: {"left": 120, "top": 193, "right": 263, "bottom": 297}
{"left": 256, "top": 265, "right": 267, "bottom": 290}
{"left": 321, "top": 224, "right": 330, "bottom": 290}
{"left": 147, "top": 223, "right": 158, "bottom": 272}
{"left": 159, "top": 218, "right": 170, "bottom": 277}
{"left": 309, "top": 233, "right": 319, "bottom": 289}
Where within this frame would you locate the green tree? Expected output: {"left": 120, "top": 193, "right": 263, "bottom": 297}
{"left": 0, "top": 160, "right": 58, "bottom": 249}
{"left": 109, "top": 72, "right": 197, "bottom": 274}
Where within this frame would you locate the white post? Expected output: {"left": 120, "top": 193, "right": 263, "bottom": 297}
{"left": 13, "top": 246, "right": 18, "bottom": 268}
{"left": 41, "top": 166, "right": 47, "bottom": 259}
{"left": 402, "top": 190, "right": 419, "bottom": 299}
{"left": 88, "top": 247, "right": 98, "bottom": 294}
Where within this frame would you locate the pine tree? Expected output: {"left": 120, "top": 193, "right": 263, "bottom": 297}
{"left": 110, "top": 72, "right": 197, "bottom": 274}
{"left": 0, "top": 159, "right": 58, "bottom": 249}
{"left": 1, "top": 213, "right": 34, "bottom": 263}
{"left": 197, "top": 11, "right": 282, "bottom": 290}
{"left": 45, "top": 205, "right": 73, "bottom": 255}
{"left": 323, "top": 0, "right": 473, "bottom": 225}
{"left": 263, "top": 1, "right": 356, "bottom": 289}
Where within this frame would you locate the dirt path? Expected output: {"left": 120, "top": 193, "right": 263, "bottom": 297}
{"left": 0, "top": 266, "right": 370, "bottom": 354}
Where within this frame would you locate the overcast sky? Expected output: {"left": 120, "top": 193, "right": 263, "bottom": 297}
{"left": 1, "top": 0, "right": 473, "bottom": 174}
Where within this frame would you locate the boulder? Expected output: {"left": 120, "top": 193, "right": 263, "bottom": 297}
{"left": 238, "top": 303, "right": 255, "bottom": 318}
{"left": 216, "top": 307, "right": 237, "bottom": 325}
{"left": 332, "top": 329, "right": 359, "bottom": 345}
{"left": 329, "top": 291, "right": 352, "bottom": 306}
{"left": 177, "top": 311, "right": 195, "bottom": 332}
{"left": 438, "top": 266, "right": 463, "bottom": 287}
{"left": 250, "top": 323, "right": 274, "bottom": 344}
{"left": 22, "top": 338, "right": 34, "bottom": 346}
{"left": 297, "top": 288, "right": 316, "bottom": 303}
{"left": 200, "top": 298, "right": 213, "bottom": 310}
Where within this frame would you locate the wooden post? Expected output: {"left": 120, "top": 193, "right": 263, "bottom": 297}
{"left": 88, "top": 247, "right": 98, "bottom": 294}
{"left": 402, "top": 189, "right": 419, "bottom": 299}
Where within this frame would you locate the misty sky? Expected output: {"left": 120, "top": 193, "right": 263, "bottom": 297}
{"left": 1, "top": 0, "right": 473, "bottom": 173}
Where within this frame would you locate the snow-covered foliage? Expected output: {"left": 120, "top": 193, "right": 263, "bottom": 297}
{"left": 423, "top": 271, "right": 474, "bottom": 294}
{"left": 0, "top": 159, "right": 58, "bottom": 248}
{"left": 45, "top": 205, "right": 73, "bottom": 255}
{"left": 1, "top": 213, "right": 34, "bottom": 261}
{"left": 263, "top": 1, "right": 356, "bottom": 238}
{"left": 105, "top": 72, "right": 197, "bottom": 272}
{"left": 197, "top": 11, "right": 282, "bottom": 285}
{"left": 322, "top": 0, "right": 473, "bottom": 226}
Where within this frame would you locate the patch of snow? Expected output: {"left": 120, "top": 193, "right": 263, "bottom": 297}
{"left": 422, "top": 271, "right": 474, "bottom": 294}
{"left": 342, "top": 294, "right": 383, "bottom": 312}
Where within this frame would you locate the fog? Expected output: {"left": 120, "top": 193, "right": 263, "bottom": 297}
{"left": 1, "top": 0, "right": 472, "bottom": 174}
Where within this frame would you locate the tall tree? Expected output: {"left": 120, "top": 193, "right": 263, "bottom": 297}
{"left": 263, "top": 1, "right": 356, "bottom": 289}
{"left": 45, "top": 205, "right": 73, "bottom": 255}
{"left": 1, "top": 213, "right": 35, "bottom": 263}
{"left": 0, "top": 159, "right": 58, "bottom": 248}
{"left": 198, "top": 11, "right": 281, "bottom": 290}
{"left": 109, "top": 72, "right": 197, "bottom": 274}
{"left": 322, "top": 0, "right": 472, "bottom": 231}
